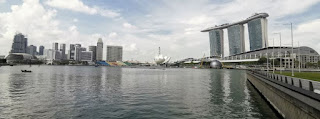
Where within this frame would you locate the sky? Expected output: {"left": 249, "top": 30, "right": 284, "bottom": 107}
{"left": 1, "top": 0, "right": 320, "bottom": 62}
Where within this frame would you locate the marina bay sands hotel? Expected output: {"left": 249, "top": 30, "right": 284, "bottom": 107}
{"left": 201, "top": 13, "right": 269, "bottom": 58}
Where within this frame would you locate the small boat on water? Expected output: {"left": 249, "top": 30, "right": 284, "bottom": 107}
{"left": 21, "top": 70, "right": 32, "bottom": 73}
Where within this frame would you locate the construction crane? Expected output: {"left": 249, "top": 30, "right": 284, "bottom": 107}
{"left": 200, "top": 53, "right": 205, "bottom": 68}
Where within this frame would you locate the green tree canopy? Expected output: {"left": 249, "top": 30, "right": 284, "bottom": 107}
{"left": 258, "top": 57, "right": 267, "bottom": 65}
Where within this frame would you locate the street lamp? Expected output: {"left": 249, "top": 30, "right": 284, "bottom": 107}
{"left": 274, "top": 32, "right": 282, "bottom": 74}
{"left": 273, "top": 38, "right": 275, "bottom": 73}
{"left": 267, "top": 44, "right": 269, "bottom": 72}
{"left": 298, "top": 41, "right": 301, "bottom": 72}
{"left": 284, "top": 23, "right": 294, "bottom": 76}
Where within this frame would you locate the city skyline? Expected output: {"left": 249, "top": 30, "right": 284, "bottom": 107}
{"left": 1, "top": 0, "right": 320, "bottom": 62}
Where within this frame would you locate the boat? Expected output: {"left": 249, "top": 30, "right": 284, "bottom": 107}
{"left": 21, "top": 70, "right": 32, "bottom": 73}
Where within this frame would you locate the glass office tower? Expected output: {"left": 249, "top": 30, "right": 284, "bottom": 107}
{"left": 10, "top": 33, "right": 28, "bottom": 53}
{"left": 248, "top": 18, "right": 268, "bottom": 51}
{"left": 227, "top": 24, "right": 245, "bottom": 55}
{"left": 209, "top": 29, "right": 224, "bottom": 57}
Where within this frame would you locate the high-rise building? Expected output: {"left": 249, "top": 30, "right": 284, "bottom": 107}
{"left": 202, "top": 13, "right": 269, "bottom": 57}
{"left": 68, "top": 44, "right": 75, "bottom": 60}
{"left": 80, "top": 51, "right": 93, "bottom": 62}
{"left": 209, "top": 29, "right": 224, "bottom": 57}
{"left": 27, "top": 45, "right": 37, "bottom": 56}
{"left": 60, "top": 44, "right": 66, "bottom": 60}
{"left": 74, "top": 46, "right": 86, "bottom": 61}
{"left": 106, "top": 45, "right": 123, "bottom": 62}
{"left": 44, "top": 49, "right": 61, "bottom": 61}
{"left": 96, "top": 38, "right": 103, "bottom": 61}
{"left": 89, "top": 46, "right": 97, "bottom": 61}
{"left": 10, "top": 33, "right": 28, "bottom": 53}
{"left": 52, "top": 42, "right": 59, "bottom": 50}
{"left": 39, "top": 46, "right": 44, "bottom": 55}
{"left": 227, "top": 24, "right": 245, "bottom": 55}
{"left": 248, "top": 18, "right": 268, "bottom": 51}
{"left": 44, "top": 49, "right": 54, "bottom": 60}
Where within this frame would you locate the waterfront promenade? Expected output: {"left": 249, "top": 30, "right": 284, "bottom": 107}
{"left": 247, "top": 70, "right": 320, "bottom": 119}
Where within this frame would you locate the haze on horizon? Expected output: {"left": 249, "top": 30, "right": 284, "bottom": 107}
{"left": 0, "top": 0, "right": 320, "bottom": 62}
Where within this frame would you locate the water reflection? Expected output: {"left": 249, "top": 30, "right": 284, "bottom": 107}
{"left": 0, "top": 66, "right": 279, "bottom": 119}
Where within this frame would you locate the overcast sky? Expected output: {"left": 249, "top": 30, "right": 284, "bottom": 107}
{"left": 1, "top": 0, "right": 320, "bottom": 62}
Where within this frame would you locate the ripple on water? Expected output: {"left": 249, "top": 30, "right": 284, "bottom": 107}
{"left": 0, "top": 66, "right": 280, "bottom": 119}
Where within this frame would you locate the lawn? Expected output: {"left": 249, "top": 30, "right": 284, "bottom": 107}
{"left": 274, "top": 71, "right": 320, "bottom": 82}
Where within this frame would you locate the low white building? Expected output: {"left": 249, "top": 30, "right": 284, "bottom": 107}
{"left": 43, "top": 49, "right": 63, "bottom": 64}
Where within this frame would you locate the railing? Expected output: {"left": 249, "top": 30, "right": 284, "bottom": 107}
{"left": 248, "top": 70, "right": 320, "bottom": 94}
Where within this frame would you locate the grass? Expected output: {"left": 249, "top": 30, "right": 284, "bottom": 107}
{"left": 273, "top": 71, "right": 320, "bottom": 82}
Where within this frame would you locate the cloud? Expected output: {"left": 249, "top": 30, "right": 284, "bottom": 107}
{"left": 122, "top": 22, "right": 137, "bottom": 29}
{"left": 180, "top": 15, "right": 212, "bottom": 25}
{"left": 0, "top": 0, "right": 63, "bottom": 55}
{"left": 1, "top": 0, "right": 320, "bottom": 62}
{"left": 98, "top": 7, "right": 120, "bottom": 18}
{"left": 108, "top": 32, "right": 118, "bottom": 38}
{"left": 46, "top": 0, "right": 120, "bottom": 18}
{"left": 121, "top": 0, "right": 320, "bottom": 59}
{"left": 0, "top": 0, "right": 107, "bottom": 57}
{"left": 0, "top": 0, "right": 5, "bottom": 3}
{"left": 73, "top": 18, "right": 78, "bottom": 22}
{"left": 292, "top": 19, "right": 320, "bottom": 48}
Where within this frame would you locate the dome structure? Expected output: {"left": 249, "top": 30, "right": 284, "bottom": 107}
{"left": 6, "top": 53, "right": 37, "bottom": 64}
{"left": 210, "top": 60, "right": 222, "bottom": 69}
{"left": 154, "top": 47, "right": 170, "bottom": 64}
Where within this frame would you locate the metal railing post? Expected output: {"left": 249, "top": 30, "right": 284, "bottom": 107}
{"left": 299, "top": 80, "right": 302, "bottom": 88}
{"left": 309, "top": 81, "right": 314, "bottom": 91}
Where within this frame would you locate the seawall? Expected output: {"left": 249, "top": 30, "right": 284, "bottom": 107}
{"left": 247, "top": 70, "right": 320, "bottom": 119}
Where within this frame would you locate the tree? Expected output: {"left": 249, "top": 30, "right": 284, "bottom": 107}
{"left": 306, "top": 62, "right": 315, "bottom": 68}
{"left": 274, "top": 59, "right": 280, "bottom": 66}
{"left": 258, "top": 57, "right": 267, "bottom": 65}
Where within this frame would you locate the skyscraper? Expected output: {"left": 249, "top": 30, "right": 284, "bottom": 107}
{"left": 89, "top": 46, "right": 97, "bottom": 61}
{"left": 106, "top": 45, "right": 123, "bottom": 62}
{"left": 27, "top": 45, "right": 37, "bottom": 56}
{"left": 39, "top": 46, "right": 44, "bottom": 55}
{"left": 74, "top": 45, "right": 86, "bottom": 61}
{"left": 68, "top": 44, "right": 75, "bottom": 60}
{"left": 227, "top": 24, "right": 245, "bottom": 55}
{"left": 96, "top": 38, "right": 103, "bottom": 61}
{"left": 209, "top": 29, "right": 224, "bottom": 57}
{"left": 60, "top": 43, "right": 66, "bottom": 60}
{"left": 10, "top": 33, "right": 28, "bottom": 53}
{"left": 248, "top": 18, "right": 268, "bottom": 51}
{"left": 52, "top": 42, "right": 59, "bottom": 50}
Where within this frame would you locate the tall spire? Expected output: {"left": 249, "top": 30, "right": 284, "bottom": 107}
{"left": 159, "top": 47, "right": 161, "bottom": 55}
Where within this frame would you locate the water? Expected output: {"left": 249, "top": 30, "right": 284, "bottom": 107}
{"left": 0, "top": 66, "right": 279, "bottom": 119}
